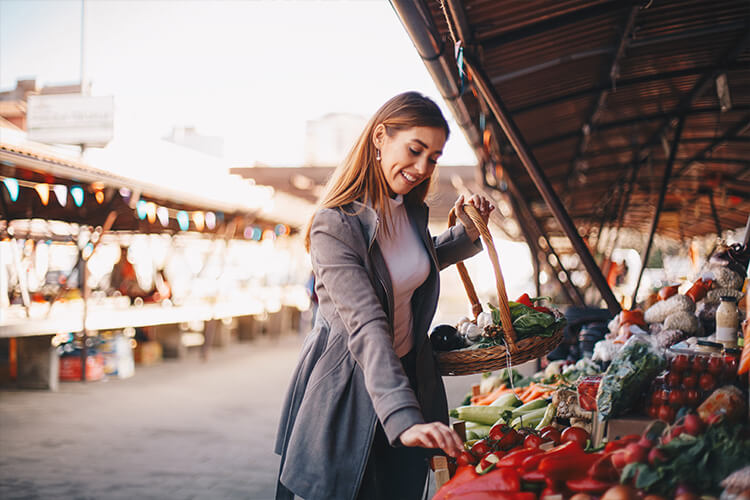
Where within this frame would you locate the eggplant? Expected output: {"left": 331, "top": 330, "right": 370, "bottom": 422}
{"left": 429, "top": 324, "right": 464, "bottom": 351}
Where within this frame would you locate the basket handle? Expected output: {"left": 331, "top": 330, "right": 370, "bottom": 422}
{"left": 448, "top": 204, "right": 519, "bottom": 354}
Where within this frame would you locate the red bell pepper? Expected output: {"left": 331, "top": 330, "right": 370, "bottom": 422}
{"left": 603, "top": 434, "right": 640, "bottom": 453}
{"left": 532, "top": 305, "right": 552, "bottom": 315}
{"left": 539, "top": 452, "right": 603, "bottom": 481}
{"left": 521, "top": 441, "right": 584, "bottom": 471}
{"left": 516, "top": 293, "right": 533, "bottom": 307}
{"left": 433, "top": 465, "right": 478, "bottom": 500}
{"left": 587, "top": 452, "right": 620, "bottom": 482}
{"left": 444, "top": 493, "right": 535, "bottom": 500}
{"left": 497, "top": 448, "right": 542, "bottom": 468}
{"left": 447, "top": 467, "right": 521, "bottom": 496}
{"left": 566, "top": 477, "right": 615, "bottom": 494}
{"left": 521, "top": 469, "right": 547, "bottom": 483}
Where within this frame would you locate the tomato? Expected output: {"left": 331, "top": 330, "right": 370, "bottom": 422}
{"left": 671, "top": 354, "right": 690, "bottom": 372}
{"left": 647, "top": 404, "right": 659, "bottom": 419}
{"left": 524, "top": 434, "right": 544, "bottom": 449}
{"left": 707, "top": 356, "right": 723, "bottom": 376}
{"left": 681, "top": 372, "right": 697, "bottom": 389}
{"left": 683, "top": 413, "right": 704, "bottom": 436}
{"left": 470, "top": 439, "right": 492, "bottom": 458}
{"left": 691, "top": 355, "right": 706, "bottom": 373}
{"left": 497, "top": 428, "right": 520, "bottom": 450}
{"left": 668, "top": 389, "right": 685, "bottom": 407}
{"left": 561, "top": 427, "right": 590, "bottom": 446}
{"left": 665, "top": 370, "right": 681, "bottom": 388}
{"left": 685, "top": 389, "right": 700, "bottom": 407}
{"left": 654, "top": 388, "right": 669, "bottom": 404}
{"left": 658, "top": 405, "right": 675, "bottom": 423}
{"left": 456, "top": 450, "right": 477, "bottom": 466}
{"left": 699, "top": 372, "right": 716, "bottom": 392}
{"left": 540, "top": 427, "right": 562, "bottom": 445}
{"left": 489, "top": 423, "right": 509, "bottom": 442}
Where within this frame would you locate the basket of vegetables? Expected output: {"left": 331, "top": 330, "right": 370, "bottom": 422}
{"left": 433, "top": 204, "right": 566, "bottom": 376}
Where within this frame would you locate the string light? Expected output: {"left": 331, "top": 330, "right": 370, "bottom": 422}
{"left": 2, "top": 178, "right": 19, "bottom": 201}
{"left": 205, "top": 211, "right": 216, "bottom": 230}
{"left": 157, "top": 206, "right": 169, "bottom": 227}
{"left": 262, "top": 229, "right": 276, "bottom": 241}
{"left": 53, "top": 185, "right": 67, "bottom": 207}
{"left": 135, "top": 200, "right": 147, "bottom": 220}
{"left": 146, "top": 202, "right": 157, "bottom": 224}
{"left": 177, "top": 211, "right": 189, "bottom": 231}
{"left": 95, "top": 190, "right": 105, "bottom": 204}
{"left": 35, "top": 183, "right": 50, "bottom": 205}
{"left": 192, "top": 211, "right": 205, "bottom": 231}
{"left": 70, "top": 185, "right": 84, "bottom": 207}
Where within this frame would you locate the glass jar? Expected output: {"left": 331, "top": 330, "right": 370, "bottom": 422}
{"left": 716, "top": 296, "right": 739, "bottom": 347}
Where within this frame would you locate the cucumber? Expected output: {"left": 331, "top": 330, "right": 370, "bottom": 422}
{"left": 465, "top": 422, "right": 491, "bottom": 440}
{"left": 510, "top": 406, "right": 548, "bottom": 429}
{"left": 535, "top": 402, "right": 556, "bottom": 431}
{"left": 449, "top": 405, "right": 507, "bottom": 425}
{"left": 489, "top": 392, "right": 523, "bottom": 408}
{"left": 510, "top": 398, "right": 549, "bottom": 419}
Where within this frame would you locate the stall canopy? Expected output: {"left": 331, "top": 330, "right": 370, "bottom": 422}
{"left": 0, "top": 125, "right": 292, "bottom": 237}
{"left": 391, "top": 0, "right": 750, "bottom": 312}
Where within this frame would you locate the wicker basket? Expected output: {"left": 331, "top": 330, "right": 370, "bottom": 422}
{"left": 435, "top": 204, "right": 564, "bottom": 376}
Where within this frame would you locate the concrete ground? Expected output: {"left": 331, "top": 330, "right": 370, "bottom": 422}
{"left": 0, "top": 332, "right": 485, "bottom": 500}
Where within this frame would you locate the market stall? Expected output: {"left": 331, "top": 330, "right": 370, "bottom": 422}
{"left": 0, "top": 125, "right": 306, "bottom": 389}
{"left": 388, "top": 0, "right": 750, "bottom": 497}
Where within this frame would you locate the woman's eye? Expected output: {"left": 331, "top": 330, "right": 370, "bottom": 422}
{"left": 409, "top": 148, "right": 421, "bottom": 156}
{"left": 429, "top": 158, "right": 439, "bottom": 165}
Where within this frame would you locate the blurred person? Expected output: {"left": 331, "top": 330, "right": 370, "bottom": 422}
{"left": 274, "top": 92, "right": 495, "bottom": 500}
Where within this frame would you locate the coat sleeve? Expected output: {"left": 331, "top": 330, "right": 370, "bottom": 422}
{"left": 433, "top": 222, "right": 483, "bottom": 270}
{"left": 309, "top": 209, "right": 424, "bottom": 445}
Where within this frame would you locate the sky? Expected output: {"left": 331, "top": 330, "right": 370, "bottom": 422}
{"left": 0, "top": 0, "right": 477, "bottom": 167}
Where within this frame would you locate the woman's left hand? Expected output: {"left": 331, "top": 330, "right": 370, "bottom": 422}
{"left": 454, "top": 194, "right": 495, "bottom": 241}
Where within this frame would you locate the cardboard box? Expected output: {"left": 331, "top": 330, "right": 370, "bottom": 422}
{"left": 59, "top": 353, "right": 105, "bottom": 382}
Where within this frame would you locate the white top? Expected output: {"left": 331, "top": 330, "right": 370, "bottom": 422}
{"left": 377, "top": 195, "right": 431, "bottom": 357}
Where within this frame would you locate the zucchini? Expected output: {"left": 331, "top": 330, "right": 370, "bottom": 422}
{"left": 535, "top": 402, "right": 556, "bottom": 431}
{"left": 510, "top": 406, "right": 548, "bottom": 429}
{"left": 510, "top": 398, "right": 549, "bottom": 419}
{"left": 449, "top": 405, "right": 507, "bottom": 425}
{"left": 489, "top": 392, "right": 523, "bottom": 409}
{"left": 465, "top": 422, "right": 491, "bottom": 440}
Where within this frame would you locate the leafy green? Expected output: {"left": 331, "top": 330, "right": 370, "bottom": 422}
{"left": 596, "top": 336, "right": 665, "bottom": 420}
{"left": 620, "top": 421, "right": 750, "bottom": 496}
{"left": 486, "top": 301, "right": 567, "bottom": 342}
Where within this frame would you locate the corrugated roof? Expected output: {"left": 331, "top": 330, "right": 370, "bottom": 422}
{"left": 402, "top": 0, "right": 750, "bottom": 242}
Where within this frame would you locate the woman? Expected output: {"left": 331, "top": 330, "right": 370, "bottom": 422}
{"left": 274, "top": 92, "right": 495, "bottom": 500}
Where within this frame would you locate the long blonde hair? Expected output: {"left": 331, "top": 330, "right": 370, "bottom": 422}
{"left": 304, "top": 92, "right": 450, "bottom": 251}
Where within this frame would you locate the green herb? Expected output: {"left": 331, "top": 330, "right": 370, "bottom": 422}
{"left": 487, "top": 301, "right": 567, "bottom": 342}
{"left": 620, "top": 421, "right": 750, "bottom": 496}
{"left": 596, "top": 337, "right": 665, "bottom": 420}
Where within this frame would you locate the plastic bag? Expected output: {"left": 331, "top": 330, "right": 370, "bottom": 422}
{"left": 596, "top": 333, "right": 666, "bottom": 420}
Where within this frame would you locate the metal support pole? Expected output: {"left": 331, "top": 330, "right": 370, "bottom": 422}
{"left": 708, "top": 190, "right": 722, "bottom": 237}
{"left": 632, "top": 116, "right": 686, "bottom": 304}
{"left": 464, "top": 56, "right": 620, "bottom": 314}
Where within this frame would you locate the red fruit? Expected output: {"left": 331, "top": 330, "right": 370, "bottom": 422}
{"left": 654, "top": 388, "right": 669, "bottom": 404}
{"left": 707, "top": 356, "right": 723, "bottom": 376}
{"left": 488, "top": 422, "right": 508, "bottom": 442}
{"left": 681, "top": 372, "right": 697, "bottom": 389}
{"left": 540, "top": 427, "right": 562, "bottom": 445}
{"left": 691, "top": 355, "right": 706, "bottom": 373}
{"left": 648, "top": 447, "right": 668, "bottom": 466}
{"left": 671, "top": 354, "right": 690, "bottom": 372}
{"left": 647, "top": 405, "right": 659, "bottom": 419}
{"left": 705, "top": 413, "right": 724, "bottom": 426}
{"left": 456, "top": 450, "right": 477, "bottom": 466}
{"left": 637, "top": 436, "right": 654, "bottom": 450}
{"left": 665, "top": 371, "right": 681, "bottom": 388}
{"left": 683, "top": 414, "right": 704, "bottom": 436}
{"left": 524, "top": 434, "right": 544, "bottom": 449}
{"left": 479, "top": 451, "right": 501, "bottom": 470}
{"left": 611, "top": 450, "right": 627, "bottom": 469}
{"left": 497, "top": 428, "right": 520, "bottom": 450}
{"left": 699, "top": 372, "right": 716, "bottom": 392}
{"left": 724, "top": 354, "right": 739, "bottom": 376}
{"left": 658, "top": 405, "right": 676, "bottom": 423}
{"left": 670, "top": 425, "right": 686, "bottom": 439}
{"left": 624, "top": 443, "right": 648, "bottom": 465}
{"left": 685, "top": 389, "right": 700, "bottom": 407}
{"left": 668, "top": 389, "right": 685, "bottom": 407}
{"left": 470, "top": 439, "right": 491, "bottom": 458}
{"left": 561, "top": 427, "right": 590, "bottom": 446}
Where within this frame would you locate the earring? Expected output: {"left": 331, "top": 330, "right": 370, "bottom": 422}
{"left": 376, "top": 149, "right": 381, "bottom": 161}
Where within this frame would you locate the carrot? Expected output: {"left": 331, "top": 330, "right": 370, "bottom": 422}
{"left": 472, "top": 384, "right": 507, "bottom": 405}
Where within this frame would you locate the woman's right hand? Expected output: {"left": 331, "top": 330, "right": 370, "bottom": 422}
{"left": 399, "top": 422, "right": 464, "bottom": 457}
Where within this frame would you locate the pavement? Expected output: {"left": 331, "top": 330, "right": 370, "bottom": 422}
{"left": 0, "top": 331, "right": 485, "bottom": 500}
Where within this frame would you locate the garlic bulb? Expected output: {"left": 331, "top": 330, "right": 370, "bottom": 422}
{"left": 476, "top": 311, "right": 493, "bottom": 330}
{"left": 465, "top": 323, "right": 483, "bottom": 342}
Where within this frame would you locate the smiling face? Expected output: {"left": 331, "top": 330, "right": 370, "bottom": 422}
{"left": 373, "top": 125, "right": 446, "bottom": 196}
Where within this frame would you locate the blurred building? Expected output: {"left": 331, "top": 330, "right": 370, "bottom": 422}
{"left": 304, "top": 112, "right": 366, "bottom": 166}
{"left": 163, "top": 125, "right": 224, "bottom": 158}
{"left": 0, "top": 79, "right": 89, "bottom": 130}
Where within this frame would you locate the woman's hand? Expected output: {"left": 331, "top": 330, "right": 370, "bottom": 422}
{"left": 399, "top": 422, "right": 464, "bottom": 458}
{"left": 454, "top": 194, "right": 495, "bottom": 241}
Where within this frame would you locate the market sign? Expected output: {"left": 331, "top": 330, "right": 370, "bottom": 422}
{"left": 27, "top": 94, "right": 114, "bottom": 147}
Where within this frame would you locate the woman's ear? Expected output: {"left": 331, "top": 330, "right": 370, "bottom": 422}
{"left": 372, "top": 123, "right": 386, "bottom": 150}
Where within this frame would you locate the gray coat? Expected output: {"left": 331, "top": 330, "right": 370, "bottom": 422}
{"left": 274, "top": 200, "right": 481, "bottom": 500}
